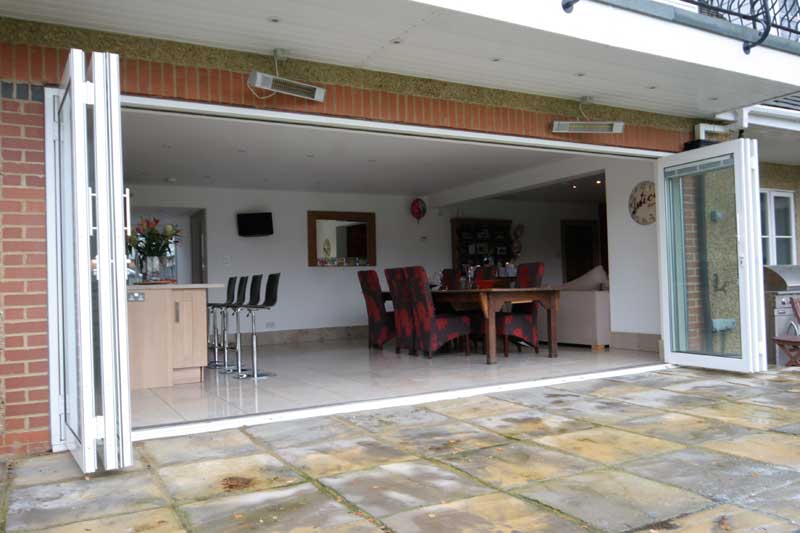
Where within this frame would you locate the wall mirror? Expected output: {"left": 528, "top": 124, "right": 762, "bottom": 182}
{"left": 307, "top": 211, "right": 376, "bottom": 266}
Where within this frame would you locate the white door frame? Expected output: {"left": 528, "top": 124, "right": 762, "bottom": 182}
{"left": 656, "top": 138, "right": 767, "bottom": 373}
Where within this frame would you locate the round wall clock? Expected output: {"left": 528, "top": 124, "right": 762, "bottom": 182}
{"left": 628, "top": 180, "right": 656, "bottom": 225}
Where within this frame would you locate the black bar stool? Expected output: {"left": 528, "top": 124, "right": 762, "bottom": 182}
{"left": 207, "top": 276, "right": 236, "bottom": 368}
{"left": 243, "top": 273, "right": 280, "bottom": 381}
{"left": 220, "top": 276, "right": 249, "bottom": 374}
{"left": 233, "top": 274, "right": 263, "bottom": 379}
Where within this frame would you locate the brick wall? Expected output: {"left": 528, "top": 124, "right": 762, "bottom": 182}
{"left": 0, "top": 38, "right": 694, "bottom": 458}
{"left": 0, "top": 81, "right": 49, "bottom": 456}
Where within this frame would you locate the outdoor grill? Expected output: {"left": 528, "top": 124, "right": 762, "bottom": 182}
{"left": 763, "top": 265, "right": 800, "bottom": 366}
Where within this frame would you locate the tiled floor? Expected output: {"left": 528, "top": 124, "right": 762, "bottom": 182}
{"left": 3, "top": 366, "right": 800, "bottom": 532}
{"left": 131, "top": 338, "right": 661, "bottom": 427}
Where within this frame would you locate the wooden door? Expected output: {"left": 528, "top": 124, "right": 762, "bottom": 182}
{"left": 561, "top": 220, "right": 601, "bottom": 282}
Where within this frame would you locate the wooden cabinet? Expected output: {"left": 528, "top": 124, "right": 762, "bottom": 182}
{"left": 450, "top": 218, "right": 512, "bottom": 273}
{"left": 127, "top": 284, "right": 218, "bottom": 390}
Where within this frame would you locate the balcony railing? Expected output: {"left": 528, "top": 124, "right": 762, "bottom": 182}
{"left": 680, "top": 0, "right": 800, "bottom": 51}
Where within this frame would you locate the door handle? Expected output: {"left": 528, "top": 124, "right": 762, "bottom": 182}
{"left": 175, "top": 302, "right": 180, "bottom": 323}
{"left": 123, "top": 187, "right": 131, "bottom": 237}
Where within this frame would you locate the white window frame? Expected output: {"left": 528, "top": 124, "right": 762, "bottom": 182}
{"left": 760, "top": 188, "right": 797, "bottom": 265}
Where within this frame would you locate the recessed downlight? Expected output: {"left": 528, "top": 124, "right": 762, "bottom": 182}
{"left": 165, "top": 177, "right": 177, "bottom": 183}
{"left": 490, "top": 57, "right": 502, "bottom": 63}
{"left": 268, "top": 16, "right": 280, "bottom": 23}
{"left": 710, "top": 96, "right": 719, "bottom": 101}
{"left": 596, "top": 179, "right": 602, "bottom": 184}
{"left": 647, "top": 85, "right": 657, "bottom": 90}
{"left": 572, "top": 185, "right": 578, "bottom": 189}
{"left": 575, "top": 72, "right": 586, "bottom": 77}
{"left": 306, "top": 153, "right": 315, "bottom": 158}
{"left": 390, "top": 37, "right": 403, "bottom": 44}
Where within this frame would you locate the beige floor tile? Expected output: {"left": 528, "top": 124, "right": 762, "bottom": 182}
{"left": 683, "top": 401, "right": 800, "bottom": 429}
{"left": 534, "top": 426, "right": 684, "bottom": 464}
{"left": 469, "top": 408, "right": 593, "bottom": 439}
{"left": 30, "top": 508, "right": 184, "bottom": 533}
{"left": 702, "top": 432, "right": 800, "bottom": 469}
{"left": 441, "top": 442, "right": 598, "bottom": 490}
{"left": 273, "top": 436, "right": 415, "bottom": 477}
{"left": 519, "top": 469, "right": 710, "bottom": 531}
{"left": 157, "top": 453, "right": 302, "bottom": 502}
{"left": 423, "top": 396, "right": 528, "bottom": 420}
{"left": 382, "top": 492, "right": 586, "bottom": 532}
{"left": 645, "top": 504, "right": 797, "bottom": 532}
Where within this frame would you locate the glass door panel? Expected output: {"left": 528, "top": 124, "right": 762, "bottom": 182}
{"left": 657, "top": 139, "right": 766, "bottom": 372}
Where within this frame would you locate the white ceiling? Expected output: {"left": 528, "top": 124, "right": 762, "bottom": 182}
{"left": 121, "top": 109, "right": 571, "bottom": 195}
{"left": 2, "top": 0, "right": 798, "bottom": 118}
{"left": 746, "top": 124, "right": 800, "bottom": 166}
{"left": 494, "top": 173, "right": 606, "bottom": 204}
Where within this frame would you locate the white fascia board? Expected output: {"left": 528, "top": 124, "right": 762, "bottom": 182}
{"left": 413, "top": 0, "right": 800, "bottom": 87}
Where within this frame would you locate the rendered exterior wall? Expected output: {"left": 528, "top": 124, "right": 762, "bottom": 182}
{"left": 0, "top": 18, "right": 700, "bottom": 457}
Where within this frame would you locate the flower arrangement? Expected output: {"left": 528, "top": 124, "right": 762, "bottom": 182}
{"left": 128, "top": 217, "right": 181, "bottom": 257}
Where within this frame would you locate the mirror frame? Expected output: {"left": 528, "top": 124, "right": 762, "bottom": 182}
{"left": 307, "top": 211, "right": 376, "bottom": 267}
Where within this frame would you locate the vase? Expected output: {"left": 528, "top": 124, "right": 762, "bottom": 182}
{"left": 142, "top": 255, "right": 164, "bottom": 282}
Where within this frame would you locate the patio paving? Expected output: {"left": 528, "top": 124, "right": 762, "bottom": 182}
{"left": 2, "top": 366, "right": 800, "bottom": 532}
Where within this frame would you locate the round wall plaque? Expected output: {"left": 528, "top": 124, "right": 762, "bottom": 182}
{"left": 628, "top": 180, "right": 656, "bottom": 225}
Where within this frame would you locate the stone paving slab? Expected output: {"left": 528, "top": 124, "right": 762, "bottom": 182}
{"left": 31, "top": 508, "right": 185, "bottom": 533}
{"left": 179, "top": 482, "right": 380, "bottom": 532}
{"left": 609, "top": 411, "right": 757, "bottom": 444}
{"left": 321, "top": 460, "right": 491, "bottom": 518}
{"left": 664, "top": 378, "right": 774, "bottom": 400}
{"left": 382, "top": 492, "right": 587, "bottom": 532}
{"left": 682, "top": 401, "right": 800, "bottom": 429}
{"left": 377, "top": 421, "right": 508, "bottom": 457}
{"left": 702, "top": 431, "right": 800, "bottom": 469}
{"left": 534, "top": 426, "right": 684, "bottom": 464}
{"left": 441, "top": 441, "right": 598, "bottom": 490}
{"left": 467, "top": 408, "right": 593, "bottom": 439}
{"left": 608, "top": 388, "right": 719, "bottom": 410}
{"left": 623, "top": 447, "right": 800, "bottom": 502}
{"left": 139, "top": 428, "right": 260, "bottom": 466}
{"left": 273, "top": 436, "right": 415, "bottom": 477}
{"left": 737, "top": 479, "right": 800, "bottom": 525}
{"left": 645, "top": 503, "right": 798, "bottom": 532}
{"left": 742, "top": 390, "right": 800, "bottom": 410}
{"left": 5, "top": 471, "right": 165, "bottom": 532}
{"left": 776, "top": 422, "right": 800, "bottom": 435}
{"left": 423, "top": 396, "right": 528, "bottom": 420}
{"left": 158, "top": 452, "right": 303, "bottom": 502}
{"left": 536, "top": 396, "right": 664, "bottom": 424}
{"left": 339, "top": 405, "right": 450, "bottom": 433}
{"left": 550, "top": 378, "right": 649, "bottom": 397}
{"left": 519, "top": 469, "right": 710, "bottom": 532}
{"left": 247, "top": 417, "right": 369, "bottom": 449}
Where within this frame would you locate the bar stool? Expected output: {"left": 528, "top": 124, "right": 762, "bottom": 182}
{"left": 242, "top": 273, "right": 280, "bottom": 381}
{"left": 207, "top": 276, "right": 236, "bottom": 368}
{"left": 219, "top": 276, "right": 249, "bottom": 374}
{"left": 233, "top": 274, "right": 263, "bottom": 379}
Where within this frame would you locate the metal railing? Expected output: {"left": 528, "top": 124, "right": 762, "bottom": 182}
{"left": 680, "top": 1, "right": 800, "bottom": 51}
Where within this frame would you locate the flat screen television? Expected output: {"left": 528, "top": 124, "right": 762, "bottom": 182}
{"left": 237, "top": 212, "right": 273, "bottom": 237}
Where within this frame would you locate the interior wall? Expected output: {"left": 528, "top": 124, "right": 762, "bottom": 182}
{"left": 604, "top": 159, "right": 661, "bottom": 336}
{"left": 129, "top": 185, "right": 599, "bottom": 332}
{"left": 130, "top": 208, "right": 193, "bottom": 284}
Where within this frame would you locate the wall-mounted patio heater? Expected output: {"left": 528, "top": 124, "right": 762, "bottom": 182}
{"left": 248, "top": 71, "right": 326, "bottom": 102}
{"left": 552, "top": 121, "right": 625, "bottom": 134}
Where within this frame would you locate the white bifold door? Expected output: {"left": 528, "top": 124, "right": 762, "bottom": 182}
{"left": 49, "top": 49, "right": 131, "bottom": 473}
{"left": 657, "top": 139, "right": 767, "bottom": 373}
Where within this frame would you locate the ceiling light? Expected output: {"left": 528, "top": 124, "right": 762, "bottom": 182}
{"left": 306, "top": 153, "right": 314, "bottom": 158}
{"left": 553, "top": 121, "right": 625, "bottom": 134}
{"left": 165, "top": 177, "right": 177, "bottom": 183}
{"left": 490, "top": 57, "right": 502, "bottom": 62}
{"left": 268, "top": 16, "right": 280, "bottom": 23}
{"left": 237, "top": 148, "right": 247, "bottom": 153}
{"left": 575, "top": 72, "right": 586, "bottom": 77}
{"left": 572, "top": 185, "right": 577, "bottom": 189}
{"left": 390, "top": 38, "right": 403, "bottom": 44}
{"left": 710, "top": 96, "right": 719, "bottom": 101}
{"left": 596, "top": 179, "right": 602, "bottom": 184}
{"left": 647, "top": 85, "right": 657, "bottom": 90}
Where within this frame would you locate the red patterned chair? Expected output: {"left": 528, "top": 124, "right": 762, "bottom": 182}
{"left": 357, "top": 270, "right": 396, "bottom": 350}
{"left": 405, "top": 266, "right": 471, "bottom": 358}
{"left": 385, "top": 267, "right": 417, "bottom": 354}
{"left": 473, "top": 265, "right": 497, "bottom": 287}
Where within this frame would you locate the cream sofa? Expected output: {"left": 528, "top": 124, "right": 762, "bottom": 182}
{"left": 535, "top": 266, "right": 611, "bottom": 349}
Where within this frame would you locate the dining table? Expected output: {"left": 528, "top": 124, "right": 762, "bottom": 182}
{"left": 382, "top": 287, "right": 560, "bottom": 364}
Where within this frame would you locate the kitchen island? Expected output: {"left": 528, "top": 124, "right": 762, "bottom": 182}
{"left": 127, "top": 283, "right": 223, "bottom": 390}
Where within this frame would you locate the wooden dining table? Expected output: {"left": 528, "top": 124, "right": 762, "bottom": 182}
{"left": 382, "top": 287, "right": 560, "bottom": 365}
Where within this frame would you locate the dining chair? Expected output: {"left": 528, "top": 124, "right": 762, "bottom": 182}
{"left": 473, "top": 265, "right": 497, "bottom": 287}
{"left": 241, "top": 273, "right": 280, "bottom": 380}
{"left": 440, "top": 268, "right": 460, "bottom": 290}
{"left": 207, "top": 276, "right": 236, "bottom": 368}
{"left": 405, "top": 266, "right": 471, "bottom": 358}
{"left": 385, "top": 267, "right": 417, "bottom": 354}
{"left": 358, "top": 270, "right": 396, "bottom": 350}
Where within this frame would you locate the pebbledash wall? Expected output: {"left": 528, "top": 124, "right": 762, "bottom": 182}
{"left": 0, "top": 16, "right": 725, "bottom": 457}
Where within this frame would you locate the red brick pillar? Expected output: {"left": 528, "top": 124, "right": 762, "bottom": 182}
{"left": 0, "top": 82, "right": 50, "bottom": 456}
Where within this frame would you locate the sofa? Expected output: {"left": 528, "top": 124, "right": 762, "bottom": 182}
{"left": 536, "top": 266, "right": 611, "bottom": 349}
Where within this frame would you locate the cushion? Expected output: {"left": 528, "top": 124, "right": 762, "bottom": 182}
{"left": 560, "top": 265, "right": 609, "bottom": 291}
